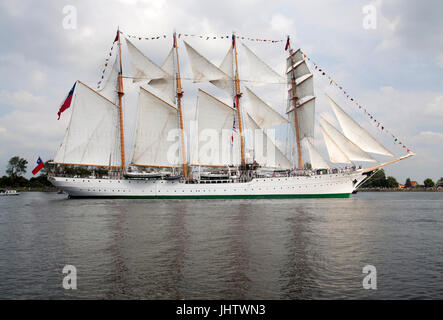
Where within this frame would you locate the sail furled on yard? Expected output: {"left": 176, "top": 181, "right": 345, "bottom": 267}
{"left": 183, "top": 41, "right": 234, "bottom": 96}
{"left": 327, "top": 96, "right": 394, "bottom": 157}
{"left": 192, "top": 89, "right": 240, "bottom": 166}
{"left": 242, "top": 43, "right": 285, "bottom": 84}
{"left": 247, "top": 114, "right": 292, "bottom": 169}
{"left": 54, "top": 81, "right": 121, "bottom": 167}
{"left": 304, "top": 138, "right": 330, "bottom": 169}
{"left": 131, "top": 88, "right": 182, "bottom": 167}
{"left": 126, "top": 38, "right": 169, "bottom": 82}
{"left": 319, "top": 117, "right": 376, "bottom": 162}
{"left": 245, "top": 87, "right": 288, "bottom": 128}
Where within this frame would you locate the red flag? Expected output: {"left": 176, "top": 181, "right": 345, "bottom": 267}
{"left": 113, "top": 31, "right": 119, "bottom": 43}
{"left": 57, "top": 82, "right": 76, "bottom": 120}
{"left": 232, "top": 34, "right": 236, "bottom": 47}
{"left": 32, "top": 157, "right": 44, "bottom": 175}
{"left": 285, "top": 36, "right": 290, "bottom": 51}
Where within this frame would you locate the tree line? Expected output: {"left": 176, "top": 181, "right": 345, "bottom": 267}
{"left": 1, "top": 156, "right": 112, "bottom": 189}
{"left": 360, "top": 169, "right": 443, "bottom": 189}
{"left": 0, "top": 156, "right": 53, "bottom": 189}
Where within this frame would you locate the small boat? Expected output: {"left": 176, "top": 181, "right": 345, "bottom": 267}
{"left": 124, "top": 171, "right": 163, "bottom": 179}
{"left": 199, "top": 172, "right": 230, "bottom": 180}
{"left": 0, "top": 190, "right": 20, "bottom": 196}
{"left": 163, "top": 175, "right": 182, "bottom": 181}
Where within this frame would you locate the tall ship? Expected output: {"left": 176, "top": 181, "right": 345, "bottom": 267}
{"left": 49, "top": 29, "right": 413, "bottom": 198}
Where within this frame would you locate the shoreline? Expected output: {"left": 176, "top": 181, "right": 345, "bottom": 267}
{"left": 358, "top": 188, "right": 443, "bottom": 192}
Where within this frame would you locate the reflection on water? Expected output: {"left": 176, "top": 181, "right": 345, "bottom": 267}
{"left": 0, "top": 192, "right": 442, "bottom": 299}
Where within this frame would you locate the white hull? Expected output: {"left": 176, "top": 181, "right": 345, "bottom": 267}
{"left": 49, "top": 170, "right": 368, "bottom": 199}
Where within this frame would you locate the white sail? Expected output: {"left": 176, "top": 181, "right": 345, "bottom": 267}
{"left": 193, "top": 89, "right": 240, "bottom": 166}
{"left": 287, "top": 96, "right": 316, "bottom": 139}
{"left": 295, "top": 74, "right": 314, "bottom": 99}
{"left": 327, "top": 95, "right": 394, "bottom": 157}
{"left": 131, "top": 87, "right": 181, "bottom": 167}
{"left": 247, "top": 114, "right": 292, "bottom": 169}
{"left": 320, "top": 125, "right": 352, "bottom": 164}
{"left": 219, "top": 46, "right": 233, "bottom": 78}
{"left": 286, "top": 48, "right": 304, "bottom": 71}
{"left": 319, "top": 117, "right": 376, "bottom": 162}
{"left": 287, "top": 60, "right": 310, "bottom": 83}
{"left": 245, "top": 87, "right": 288, "bottom": 128}
{"left": 184, "top": 41, "right": 228, "bottom": 82}
{"left": 184, "top": 41, "right": 233, "bottom": 96}
{"left": 126, "top": 38, "right": 169, "bottom": 82}
{"left": 242, "top": 43, "right": 285, "bottom": 84}
{"left": 98, "top": 51, "right": 120, "bottom": 104}
{"left": 211, "top": 46, "right": 235, "bottom": 97}
{"left": 54, "top": 81, "right": 121, "bottom": 167}
{"left": 303, "top": 138, "right": 330, "bottom": 169}
{"left": 148, "top": 48, "right": 175, "bottom": 104}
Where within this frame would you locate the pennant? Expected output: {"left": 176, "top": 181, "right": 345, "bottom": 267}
{"left": 57, "top": 82, "right": 76, "bottom": 120}
{"left": 32, "top": 157, "right": 44, "bottom": 175}
{"left": 232, "top": 34, "right": 236, "bottom": 47}
{"left": 113, "top": 31, "right": 119, "bottom": 43}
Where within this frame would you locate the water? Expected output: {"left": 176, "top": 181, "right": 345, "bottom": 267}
{"left": 0, "top": 191, "right": 441, "bottom": 299}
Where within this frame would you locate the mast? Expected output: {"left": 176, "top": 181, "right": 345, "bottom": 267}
{"left": 173, "top": 31, "right": 188, "bottom": 178}
{"left": 232, "top": 33, "right": 246, "bottom": 167}
{"left": 287, "top": 36, "right": 303, "bottom": 169}
{"left": 117, "top": 28, "right": 126, "bottom": 174}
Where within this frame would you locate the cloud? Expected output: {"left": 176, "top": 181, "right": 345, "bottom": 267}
{"left": 413, "top": 131, "right": 443, "bottom": 145}
{"left": 270, "top": 14, "right": 295, "bottom": 35}
{"left": 424, "top": 96, "right": 443, "bottom": 117}
{"left": 0, "top": 89, "right": 48, "bottom": 110}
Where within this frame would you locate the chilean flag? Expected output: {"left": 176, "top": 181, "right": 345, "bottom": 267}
{"left": 285, "top": 36, "right": 290, "bottom": 51}
{"left": 57, "top": 82, "right": 76, "bottom": 120}
{"left": 32, "top": 157, "right": 44, "bottom": 175}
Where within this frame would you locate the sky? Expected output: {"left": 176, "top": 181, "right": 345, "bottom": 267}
{"left": 0, "top": 0, "right": 442, "bottom": 183}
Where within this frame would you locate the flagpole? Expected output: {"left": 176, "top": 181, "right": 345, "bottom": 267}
{"left": 173, "top": 31, "right": 188, "bottom": 178}
{"left": 117, "top": 28, "right": 126, "bottom": 175}
{"left": 233, "top": 32, "right": 246, "bottom": 168}
{"left": 287, "top": 36, "right": 303, "bottom": 169}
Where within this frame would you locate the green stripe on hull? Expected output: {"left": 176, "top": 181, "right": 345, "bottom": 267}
{"left": 69, "top": 193, "right": 351, "bottom": 199}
